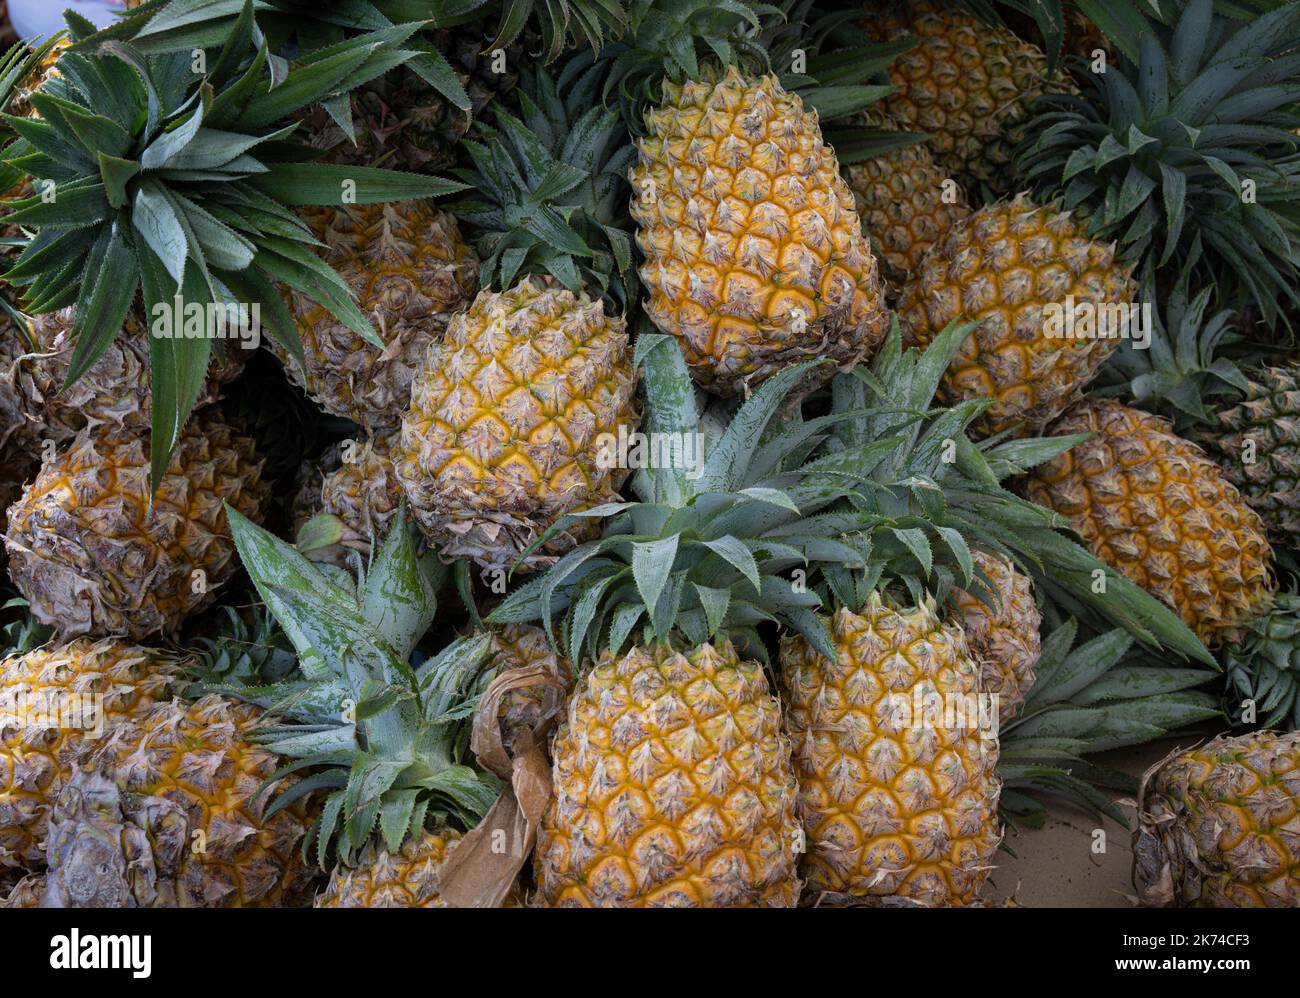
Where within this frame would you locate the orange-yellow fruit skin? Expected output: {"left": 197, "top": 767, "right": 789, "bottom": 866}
{"left": 396, "top": 279, "right": 638, "bottom": 572}
{"left": 280, "top": 200, "right": 478, "bottom": 431}
{"left": 1133, "top": 731, "right": 1300, "bottom": 908}
{"left": 630, "top": 67, "right": 888, "bottom": 398}
{"left": 897, "top": 195, "right": 1136, "bottom": 436}
{"left": 536, "top": 641, "right": 801, "bottom": 907}
{"left": 0, "top": 639, "right": 180, "bottom": 874}
{"left": 3, "top": 416, "right": 270, "bottom": 640}
{"left": 1026, "top": 399, "right": 1274, "bottom": 647}
{"left": 952, "top": 550, "right": 1040, "bottom": 722}
{"left": 780, "top": 598, "right": 1001, "bottom": 906}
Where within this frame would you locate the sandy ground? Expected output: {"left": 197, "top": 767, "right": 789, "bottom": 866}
{"left": 985, "top": 737, "right": 1203, "bottom": 908}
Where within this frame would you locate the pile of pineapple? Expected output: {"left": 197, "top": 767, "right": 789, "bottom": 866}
{"left": 0, "top": 0, "right": 1297, "bottom": 909}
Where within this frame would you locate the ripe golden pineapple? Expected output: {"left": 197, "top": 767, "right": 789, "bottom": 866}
{"left": 952, "top": 550, "right": 1040, "bottom": 722}
{"left": 897, "top": 195, "right": 1136, "bottom": 436}
{"left": 277, "top": 200, "right": 478, "bottom": 430}
{"left": 396, "top": 278, "right": 638, "bottom": 572}
{"left": 51, "top": 695, "right": 315, "bottom": 907}
{"left": 0, "top": 638, "right": 180, "bottom": 875}
{"left": 1204, "top": 364, "right": 1300, "bottom": 546}
{"left": 316, "top": 829, "right": 458, "bottom": 908}
{"left": 780, "top": 595, "right": 1002, "bottom": 906}
{"left": 842, "top": 111, "right": 971, "bottom": 286}
{"left": 0, "top": 307, "right": 244, "bottom": 448}
{"left": 629, "top": 66, "right": 889, "bottom": 398}
{"left": 1133, "top": 730, "right": 1299, "bottom": 908}
{"left": 4, "top": 415, "right": 271, "bottom": 640}
{"left": 1025, "top": 398, "right": 1275, "bottom": 647}
{"left": 537, "top": 640, "right": 802, "bottom": 907}
{"left": 860, "top": 0, "right": 1069, "bottom": 187}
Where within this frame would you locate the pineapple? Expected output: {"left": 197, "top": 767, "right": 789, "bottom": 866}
{"left": 0, "top": 638, "right": 181, "bottom": 875}
{"left": 3, "top": 414, "right": 271, "bottom": 640}
{"left": 396, "top": 278, "right": 638, "bottom": 572}
{"left": 896, "top": 194, "right": 1136, "bottom": 436}
{"left": 1, "top": 307, "right": 244, "bottom": 448}
{"left": 1204, "top": 364, "right": 1300, "bottom": 547}
{"left": 487, "top": 623, "right": 569, "bottom": 755}
{"left": 1025, "top": 398, "right": 1275, "bottom": 648}
{"left": 46, "top": 698, "right": 315, "bottom": 907}
{"left": 953, "top": 550, "right": 1041, "bottom": 722}
{"left": 276, "top": 200, "right": 478, "bottom": 431}
{"left": 1133, "top": 730, "right": 1299, "bottom": 908}
{"left": 860, "top": 0, "right": 1071, "bottom": 188}
{"left": 842, "top": 112, "right": 971, "bottom": 287}
{"left": 629, "top": 66, "right": 889, "bottom": 399}
{"left": 293, "top": 431, "right": 404, "bottom": 567}
{"left": 539, "top": 639, "right": 801, "bottom": 907}
{"left": 780, "top": 595, "right": 1001, "bottom": 906}
{"left": 315, "top": 828, "right": 522, "bottom": 908}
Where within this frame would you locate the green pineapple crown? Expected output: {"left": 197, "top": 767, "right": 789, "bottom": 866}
{"left": 225, "top": 505, "right": 502, "bottom": 867}
{"left": 998, "top": 617, "right": 1220, "bottom": 829}
{"left": 489, "top": 334, "right": 882, "bottom": 666}
{"left": 1223, "top": 590, "right": 1300, "bottom": 731}
{"left": 453, "top": 56, "right": 637, "bottom": 309}
{"left": 805, "top": 318, "right": 1214, "bottom": 666}
{"left": 3, "top": 9, "right": 462, "bottom": 488}
{"left": 1015, "top": 0, "right": 1300, "bottom": 328}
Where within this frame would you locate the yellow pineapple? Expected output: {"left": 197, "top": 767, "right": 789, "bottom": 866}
{"left": 3, "top": 415, "right": 271, "bottom": 640}
{"left": 842, "top": 111, "right": 971, "bottom": 286}
{"left": 537, "top": 640, "right": 801, "bottom": 907}
{"left": 952, "top": 550, "right": 1040, "bottom": 722}
{"left": 396, "top": 278, "right": 638, "bottom": 572}
{"left": 1025, "top": 398, "right": 1274, "bottom": 647}
{"left": 860, "top": 0, "right": 1071, "bottom": 187}
{"left": 1133, "top": 730, "right": 1299, "bottom": 908}
{"left": 46, "top": 696, "right": 315, "bottom": 907}
{"left": 0, "top": 638, "right": 181, "bottom": 875}
{"left": 896, "top": 195, "right": 1136, "bottom": 436}
{"left": 629, "top": 66, "right": 889, "bottom": 398}
{"left": 780, "top": 595, "right": 1002, "bottom": 906}
{"left": 276, "top": 200, "right": 478, "bottom": 431}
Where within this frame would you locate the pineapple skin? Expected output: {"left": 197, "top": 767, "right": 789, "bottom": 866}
{"left": 71, "top": 695, "right": 316, "bottom": 907}
{"left": 396, "top": 279, "right": 638, "bottom": 572}
{"left": 4, "top": 416, "right": 271, "bottom": 640}
{"left": 536, "top": 640, "right": 802, "bottom": 907}
{"left": 0, "top": 638, "right": 181, "bottom": 875}
{"left": 294, "top": 430, "right": 405, "bottom": 565}
{"left": 897, "top": 195, "right": 1135, "bottom": 436}
{"left": 860, "top": 0, "right": 1068, "bottom": 187}
{"left": 488, "top": 623, "right": 569, "bottom": 755}
{"left": 780, "top": 597, "right": 1002, "bottom": 906}
{"left": 1206, "top": 364, "right": 1300, "bottom": 546}
{"left": 952, "top": 550, "right": 1040, "bottom": 723}
{"left": 842, "top": 112, "right": 971, "bottom": 286}
{"left": 1133, "top": 730, "right": 1300, "bottom": 908}
{"left": 629, "top": 67, "right": 889, "bottom": 399}
{"left": 1027, "top": 399, "right": 1275, "bottom": 647}
{"left": 0, "top": 307, "right": 244, "bottom": 448}
{"left": 279, "top": 201, "right": 478, "bottom": 431}
{"left": 316, "top": 829, "right": 457, "bottom": 908}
